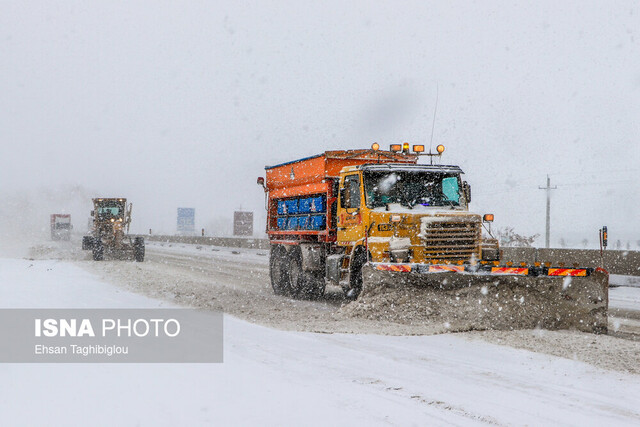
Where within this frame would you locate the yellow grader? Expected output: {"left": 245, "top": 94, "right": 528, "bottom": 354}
{"left": 82, "top": 198, "right": 144, "bottom": 262}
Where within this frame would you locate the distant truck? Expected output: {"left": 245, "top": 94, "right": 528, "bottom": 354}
{"left": 82, "top": 198, "right": 144, "bottom": 262}
{"left": 50, "top": 214, "right": 72, "bottom": 241}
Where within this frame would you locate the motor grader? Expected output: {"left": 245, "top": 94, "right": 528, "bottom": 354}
{"left": 258, "top": 143, "right": 609, "bottom": 333}
{"left": 82, "top": 198, "right": 144, "bottom": 262}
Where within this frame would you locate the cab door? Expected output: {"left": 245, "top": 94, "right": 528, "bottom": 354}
{"left": 337, "top": 173, "right": 365, "bottom": 246}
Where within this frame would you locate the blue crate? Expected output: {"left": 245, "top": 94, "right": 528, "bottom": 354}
{"left": 285, "top": 199, "right": 299, "bottom": 215}
{"left": 277, "top": 217, "right": 286, "bottom": 229}
{"left": 277, "top": 201, "right": 287, "bottom": 215}
{"left": 286, "top": 216, "right": 299, "bottom": 230}
{"left": 297, "top": 216, "right": 309, "bottom": 229}
{"left": 298, "top": 196, "right": 325, "bottom": 214}
{"left": 298, "top": 197, "right": 312, "bottom": 214}
{"left": 308, "top": 215, "right": 325, "bottom": 230}
{"left": 309, "top": 196, "right": 325, "bottom": 213}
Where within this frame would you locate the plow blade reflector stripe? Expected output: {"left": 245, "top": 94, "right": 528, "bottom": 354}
{"left": 491, "top": 267, "right": 529, "bottom": 275}
{"left": 429, "top": 265, "right": 464, "bottom": 273}
{"left": 548, "top": 268, "right": 587, "bottom": 276}
{"left": 375, "top": 264, "right": 412, "bottom": 272}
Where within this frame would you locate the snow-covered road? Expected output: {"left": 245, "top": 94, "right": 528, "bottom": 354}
{"left": 2, "top": 257, "right": 640, "bottom": 426}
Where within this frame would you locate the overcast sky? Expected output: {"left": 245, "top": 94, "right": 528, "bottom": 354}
{"left": 1, "top": 1, "right": 638, "bottom": 248}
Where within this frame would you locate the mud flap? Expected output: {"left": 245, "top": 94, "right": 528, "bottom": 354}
{"left": 359, "top": 263, "right": 608, "bottom": 334}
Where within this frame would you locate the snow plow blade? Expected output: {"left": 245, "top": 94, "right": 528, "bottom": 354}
{"left": 359, "top": 263, "right": 609, "bottom": 334}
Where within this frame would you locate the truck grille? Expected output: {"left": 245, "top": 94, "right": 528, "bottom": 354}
{"left": 420, "top": 221, "right": 481, "bottom": 261}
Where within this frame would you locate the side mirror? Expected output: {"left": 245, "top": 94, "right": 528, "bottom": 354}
{"left": 90, "top": 210, "right": 94, "bottom": 216}
{"left": 339, "top": 187, "right": 346, "bottom": 209}
{"left": 463, "top": 181, "right": 471, "bottom": 203}
{"left": 257, "top": 177, "right": 265, "bottom": 187}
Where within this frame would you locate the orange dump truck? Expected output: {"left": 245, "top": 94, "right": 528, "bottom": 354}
{"left": 258, "top": 144, "right": 608, "bottom": 333}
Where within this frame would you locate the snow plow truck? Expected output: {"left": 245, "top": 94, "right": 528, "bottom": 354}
{"left": 82, "top": 198, "right": 144, "bottom": 262}
{"left": 258, "top": 144, "right": 608, "bottom": 333}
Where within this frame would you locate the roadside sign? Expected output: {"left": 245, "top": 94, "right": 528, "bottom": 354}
{"left": 177, "top": 208, "right": 195, "bottom": 234}
{"left": 233, "top": 211, "right": 253, "bottom": 236}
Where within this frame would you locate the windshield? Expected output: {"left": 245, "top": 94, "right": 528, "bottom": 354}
{"left": 364, "top": 171, "right": 461, "bottom": 209}
{"left": 97, "top": 205, "right": 123, "bottom": 217}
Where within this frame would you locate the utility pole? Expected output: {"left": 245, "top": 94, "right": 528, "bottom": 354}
{"left": 538, "top": 175, "right": 557, "bottom": 248}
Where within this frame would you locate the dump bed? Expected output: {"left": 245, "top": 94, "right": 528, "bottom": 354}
{"left": 265, "top": 149, "right": 416, "bottom": 196}
{"left": 264, "top": 149, "right": 417, "bottom": 242}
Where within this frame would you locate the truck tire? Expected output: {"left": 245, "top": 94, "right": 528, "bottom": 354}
{"left": 134, "top": 237, "right": 145, "bottom": 262}
{"left": 345, "top": 248, "right": 367, "bottom": 300}
{"left": 269, "top": 245, "right": 290, "bottom": 296}
{"left": 287, "top": 249, "right": 304, "bottom": 298}
{"left": 82, "top": 236, "right": 93, "bottom": 250}
{"left": 302, "top": 272, "right": 326, "bottom": 300}
{"left": 92, "top": 239, "right": 104, "bottom": 261}
{"left": 288, "top": 247, "right": 326, "bottom": 300}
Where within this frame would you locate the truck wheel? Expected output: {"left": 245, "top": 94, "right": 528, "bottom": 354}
{"left": 287, "top": 248, "right": 304, "bottom": 298}
{"left": 345, "top": 249, "right": 366, "bottom": 300}
{"left": 288, "top": 247, "right": 326, "bottom": 300}
{"left": 269, "top": 245, "right": 290, "bottom": 295}
{"left": 134, "top": 237, "right": 145, "bottom": 262}
{"left": 303, "top": 272, "right": 326, "bottom": 300}
{"left": 82, "top": 236, "right": 93, "bottom": 250}
{"left": 92, "top": 239, "right": 104, "bottom": 261}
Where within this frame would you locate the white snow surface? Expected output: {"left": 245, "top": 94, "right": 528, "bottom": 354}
{"left": 1, "top": 257, "right": 640, "bottom": 426}
{"left": 609, "top": 275, "right": 640, "bottom": 311}
{"left": 611, "top": 274, "right": 640, "bottom": 288}
{"left": 610, "top": 286, "right": 640, "bottom": 312}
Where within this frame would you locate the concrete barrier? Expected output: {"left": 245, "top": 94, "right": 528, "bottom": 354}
{"left": 144, "top": 235, "right": 640, "bottom": 276}
{"left": 145, "top": 235, "right": 270, "bottom": 250}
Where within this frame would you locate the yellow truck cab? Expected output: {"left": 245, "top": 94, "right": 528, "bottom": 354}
{"left": 335, "top": 162, "right": 498, "bottom": 297}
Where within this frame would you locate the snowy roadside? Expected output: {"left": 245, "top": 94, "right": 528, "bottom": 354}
{"left": 2, "top": 257, "right": 640, "bottom": 426}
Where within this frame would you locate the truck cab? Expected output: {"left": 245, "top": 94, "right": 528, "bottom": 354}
{"left": 334, "top": 162, "right": 498, "bottom": 297}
